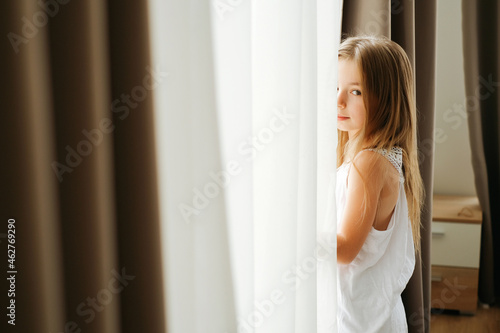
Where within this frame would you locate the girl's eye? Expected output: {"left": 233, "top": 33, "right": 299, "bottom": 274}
{"left": 352, "top": 90, "right": 361, "bottom": 96}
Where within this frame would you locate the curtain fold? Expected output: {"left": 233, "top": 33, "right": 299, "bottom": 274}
{"left": 412, "top": 2, "right": 437, "bottom": 332}
{"left": 49, "top": 1, "right": 120, "bottom": 332}
{"left": 0, "top": 1, "right": 165, "bottom": 332}
{"left": 317, "top": 2, "right": 344, "bottom": 331}
{"left": 1, "top": 2, "right": 65, "bottom": 332}
{"left": 210, "top": 0, "right": 255, "bottom": 327}
{"left": 252, "top": 1, "right": 316, "bottom": 332}
{"left": 341, "top": 1, "right": 437, "bottom": 332}
{"left": 252, "top": 1, "right": 341, "bottom": 332}
{"left": 151, "top": 0, "right": 342, "bottom": 332}
{"left": 150, "top": 1, "right": 237, "bottom": 332}
{"left": 107, "top": 1, "right": 166, "bottom": 331}
{"left": 462, "top": 0, "right": 500, "bottom": 304}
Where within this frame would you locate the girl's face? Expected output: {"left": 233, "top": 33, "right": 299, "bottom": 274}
{"left": 337, "top": 60, "right": 366, "bottom": 138}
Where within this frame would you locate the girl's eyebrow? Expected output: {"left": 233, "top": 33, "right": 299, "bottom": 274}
{"left": 348, "top": 82, "right": 360, "bottom": 85}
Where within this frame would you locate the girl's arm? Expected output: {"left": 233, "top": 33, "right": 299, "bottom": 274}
{"left": 337, "top": 151, "right": 386, "bottom": 264}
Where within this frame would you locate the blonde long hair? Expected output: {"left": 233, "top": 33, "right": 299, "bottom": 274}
{"left": 337, "top": 36, "right": 424, "bottom": 253}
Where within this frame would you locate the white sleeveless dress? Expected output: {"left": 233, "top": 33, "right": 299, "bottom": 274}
{"left": 336, "top": 147, "right": 415, "bottom": 332}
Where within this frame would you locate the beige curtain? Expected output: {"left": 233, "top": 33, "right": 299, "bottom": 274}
{"left": 341, "top": 1, "right": 437, "bottom": 332}
{"left": 0, "top": 1, "right": 165, "bottom": 332}
{"left": 462, "top": 0, "right": 500, "bottom": 305}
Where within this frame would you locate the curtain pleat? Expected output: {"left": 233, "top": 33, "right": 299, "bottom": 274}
{"left": 462, "top": 0, "right": 500, "bottom": 304}
{"left": 317, "top": 2, "right": 344, "bottom": 330}
{"left": 49, "top": 1, "right": 120, "bottom": 332}
{"left": 413, "top": 2, "right": 437, "bottom": 332}
{"left": 1, "top": 0, "right": 166, "bottom": 332}
{"left": 107, "top": 1, "right": 166, "bottom": 331}
{"left": 1, "top": 2, "right": 65, "bottom": 332}
{"left": 341, "top": 0, "right": 391, "bottom": 37}
{"left": 149, "top": 1, "right": 238, "bottom": 331}
{"left": 341, "top": 1, "right": 437, "bottom": 332}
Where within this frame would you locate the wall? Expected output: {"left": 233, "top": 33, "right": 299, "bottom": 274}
{"left": 433, "top": 0, "right": 476, "bottom": 196}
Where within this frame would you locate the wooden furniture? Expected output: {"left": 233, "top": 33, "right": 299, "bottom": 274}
{"left": 431, "top": 305, "right": 500, "bottom": 332}
{"left": 430, "top": 195, "right": 482, "bottom": 314}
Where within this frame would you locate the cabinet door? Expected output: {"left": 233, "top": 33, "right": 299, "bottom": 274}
{"left": 431, "top": 265, "right": 479, "bottom": 313}
{"left": 431, "top": 221, "right": 481, "bottom": 268}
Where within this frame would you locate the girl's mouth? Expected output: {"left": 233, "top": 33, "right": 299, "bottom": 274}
{"left": 337, "top": 115, "right": 349, "bottom": 121}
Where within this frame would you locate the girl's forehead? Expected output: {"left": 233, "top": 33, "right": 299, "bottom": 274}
{"left": 338, "top": 60, "right": 362, "bottom": 82}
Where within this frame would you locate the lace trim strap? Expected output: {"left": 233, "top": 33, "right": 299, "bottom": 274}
{"left": 364, "top": 147, "right": 404, "bottom": 183}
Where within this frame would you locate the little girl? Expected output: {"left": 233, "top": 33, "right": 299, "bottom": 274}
{"left": 335, "top": 36, "right": 423, "bottom": 332}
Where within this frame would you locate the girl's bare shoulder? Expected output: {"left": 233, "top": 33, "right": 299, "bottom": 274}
{"left": 350, "top": 149, "right": 401, "bottom": 184}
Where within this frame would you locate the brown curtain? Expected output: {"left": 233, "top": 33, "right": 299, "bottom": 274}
{"left": 462, "top": 0, "right": 500, "bottom": 305}
{"left": 342, "top": 0, "right": 437, "bottom": 332}
{"left": 0, "top": 1, "right": 165, "bottom": 332}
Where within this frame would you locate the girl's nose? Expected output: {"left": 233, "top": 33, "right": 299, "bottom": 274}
{"left": 337, "top": 90, "right": 346, "bottom": 109}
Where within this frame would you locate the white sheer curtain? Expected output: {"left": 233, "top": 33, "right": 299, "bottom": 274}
{"left": 149, "top": 0, "right": 342, "bottom": 332}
